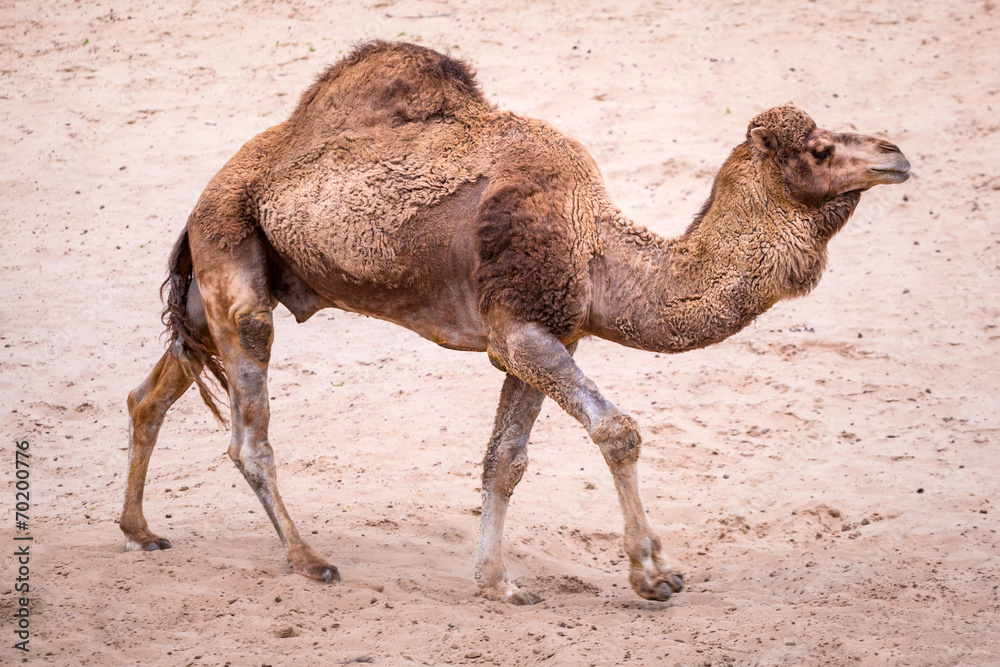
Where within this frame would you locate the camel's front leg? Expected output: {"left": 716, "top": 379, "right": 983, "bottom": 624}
{"left": 476, "top": 372, "right": 547, "bottom": 604}
{"left": 487, "top": 316, "right": 684, "bottom": 602}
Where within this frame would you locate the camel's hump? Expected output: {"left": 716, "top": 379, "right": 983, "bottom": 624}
{"left": 290, "top": 41, "right": 488, "bottom": 126}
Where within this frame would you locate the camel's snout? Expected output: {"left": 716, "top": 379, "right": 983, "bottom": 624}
{"left": 868, "top": 142, "right": 910, "bottom": 184}
{"left": 877, "top": 140, "right": 903, "bottom": 154}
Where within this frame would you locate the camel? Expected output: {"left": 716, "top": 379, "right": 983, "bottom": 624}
{"left": 119, "top": 41, "right": 910, "bottom": 604}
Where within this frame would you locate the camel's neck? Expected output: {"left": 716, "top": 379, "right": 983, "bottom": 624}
{"left": 587, "top": 150, "right": 860, "bottom": 353}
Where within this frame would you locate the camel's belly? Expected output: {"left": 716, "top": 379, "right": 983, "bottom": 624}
{"left": 318, "top": 277, "right": 489, "bottom": 353}
{"left": 348, "top": 303, "right": 489, "bottom": 352}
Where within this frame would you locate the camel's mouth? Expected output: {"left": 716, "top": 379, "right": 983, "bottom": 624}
{"left": 857, "top": 144, "right": 910, "bottom": 185}
{"left": 868, "top": 157, "right": 910, "bottom": 184}
{"left": 869, "top": 167, "right": 911, "bottom": 184}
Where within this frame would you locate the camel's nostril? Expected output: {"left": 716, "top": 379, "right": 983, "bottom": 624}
{"left": 879, "top": 142, "right": 902, "bottom": 154}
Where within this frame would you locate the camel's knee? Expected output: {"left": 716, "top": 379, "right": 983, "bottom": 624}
{"left": 126, "top": 386, "right": 143, "bottom": 418}
{"left": 237, "top": 311, "right": 273, "bottom": 364}
{"left": 231, "top": 439, "right": 276, "bottom": 485}
{"left": 227, "top": 430, "right": 243, "bottom": 464}
{"left": 127, "top": 385, "right": 169, "bottom": 434}
{"left": 483, "top": 445, "right": 528, "bottom": 496}
{"left": 127, "top": 352, "right": 195, "bottom": 427}
{"left": 127, "top": 369, "right": 162, "bottom": 422}
{"left": 231, "top": 437, "right": 273, "bottom": 467}
{"left": 592, "top": 412, "right": 642, "bottom": 466}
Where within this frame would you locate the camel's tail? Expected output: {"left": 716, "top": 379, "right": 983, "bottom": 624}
{"left": 160, "top": 228, "right": 229, "bottom": 425}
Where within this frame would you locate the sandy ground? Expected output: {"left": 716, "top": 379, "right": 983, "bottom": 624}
{"left": 2, "top": 0, "right": 999, "bottom": 665}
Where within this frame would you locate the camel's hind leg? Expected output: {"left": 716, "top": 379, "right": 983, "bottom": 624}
{"left": 487, "top": 315, "right": 684, "bottom": 602}
{"left": 120, "top": 347, "right": 196, "bottom": 550}
{"left": 191, "top": 229, "right": 338, "bottom": 583}
{"left": 475, "top": 373, "right": 547, "bottom": 604}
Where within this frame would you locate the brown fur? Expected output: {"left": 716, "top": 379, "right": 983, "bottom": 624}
{"left": 125, "top": 42, "right": 909, "bottom": 604}
{"left": 475, "top": 165, "right": 597, "bottom": 337}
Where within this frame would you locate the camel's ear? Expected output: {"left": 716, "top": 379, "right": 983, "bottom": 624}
{"left": 750, "top": 127, "right": 778, "bottom": 156}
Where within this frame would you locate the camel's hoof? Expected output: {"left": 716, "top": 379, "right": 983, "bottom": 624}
{"left": 146, "top": 538, "right": 173, "bottom": 551}
{"left": 630, "top": 569, "right": 684, "bottom": 602}
{"left": 479, "top": 584, "right": 541, "bottom": 606}
{"left": 288, "top": 542, "right": 340, "bottom": 583}
{"left": 125, "top": 536, "right": 173, "bottom": 552}
{"left": 508, "top": 589, "right": 541, "bottom": 606}
{"left": 293, "top": 561, "right": 340, "bottom": 583}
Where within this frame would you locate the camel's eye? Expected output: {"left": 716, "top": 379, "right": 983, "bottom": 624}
{"left": 811, "top": 148, "right": 831, "bottom": 161}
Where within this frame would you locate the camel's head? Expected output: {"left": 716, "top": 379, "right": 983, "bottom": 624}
{"left": 746, "top": 104, "right": 910, "bottom": 208}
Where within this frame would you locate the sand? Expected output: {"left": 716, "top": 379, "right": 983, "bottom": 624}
{"left": 2, "top": 0, "right": 999, "bottom": 665}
